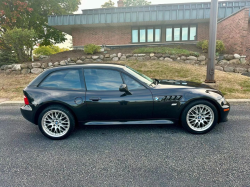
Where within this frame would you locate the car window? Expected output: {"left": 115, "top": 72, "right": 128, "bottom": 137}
{"left": 84, "top": 69, "right": 123, "bottom": 91}
{"left": 122, "top": 73, "right": 145, "bottom": 90}
{"left": 39, "top": 69, "right": 82, "bottom": 90}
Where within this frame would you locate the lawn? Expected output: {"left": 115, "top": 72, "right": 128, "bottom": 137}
{"left": 133, "top": 47, "right": 200, "bottom": 56}
{"left": 0, "top": 60, "right": 249, "bottom": 100}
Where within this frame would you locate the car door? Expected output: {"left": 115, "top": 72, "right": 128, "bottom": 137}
{"left": 83, "top": 68, "right": 153, "bottom": 121}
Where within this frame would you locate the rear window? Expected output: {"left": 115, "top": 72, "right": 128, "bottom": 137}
{"left": 39, "top": 69, "right": 82, "bottom": 90}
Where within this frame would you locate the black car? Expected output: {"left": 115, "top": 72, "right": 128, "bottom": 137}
{"left": 21, "top": 63, "right": 230, "bottom": 140}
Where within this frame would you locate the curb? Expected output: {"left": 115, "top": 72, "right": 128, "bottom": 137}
{"left": 0, "top": 99, "right": 250, "bottom": 106}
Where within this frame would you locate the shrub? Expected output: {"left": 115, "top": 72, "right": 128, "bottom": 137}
{"left": 200, "top": 40, "right": 225, "bottom": 54}
{"left": 216, "top": 40, "right": 226, "bottom": 54}
{"left": 196, "top": 40, "right": 204, "bottom": 49}
{"left": 33, "top": 45, "right": 69, "bottom": 56}
{"left": 0, "top": 50, "right": 18, "bottom": 66}
{"left": 3, "top": 28, "right": 37, "bottom": 62}
{"left": 201, "top": 40, "right": 209, "bottom": 52}
{"left": 84, "top": 44, "right": 101, "bottom": 54}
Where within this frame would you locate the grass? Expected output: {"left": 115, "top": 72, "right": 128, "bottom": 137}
{"left": 132, "top": 47, "right": 200, "bottom": 57}
{"left": 0, "top": 60, "right": 250, "bottom": 100}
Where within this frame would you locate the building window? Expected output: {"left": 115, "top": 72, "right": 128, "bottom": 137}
{"left": 174, "top": 27, "right": 180, "bottom": 41}
{"left": 190, "top": 25, "right": 197, "bottom": 41}
{"left": 140, "top": 28, "right": 146, "bottom": 42}
{"left": 166, "top": 27, "right": 172, "bottom": 41}
{"left": 132, "top": 24, "right": 197, "bottom": 43}
{"left": 166, "top": 25, "right": 197, "bottom": 42}
{"left": 155, "top": 28, "right": 161, "bottom": 42}
{"left": 147, "top": 27, "right": 154, "bottom": 42}
{"left": 182, "top": 26, "right": 188, "bottom": 41}
{"left": 132, "top": 29, "right": 138, "bottom": 43}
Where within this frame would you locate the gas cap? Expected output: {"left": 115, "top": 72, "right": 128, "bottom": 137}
{"left": 74, "top": 97, "right": 83, "bottom": 105}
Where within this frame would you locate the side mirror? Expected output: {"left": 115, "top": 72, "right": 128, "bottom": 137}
{"left": 119, "top": 84, "right": 131, "bottom": 94}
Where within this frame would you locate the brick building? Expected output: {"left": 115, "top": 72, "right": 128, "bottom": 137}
{"left": 48, "top": 0, "right": 250, "bottom": 57}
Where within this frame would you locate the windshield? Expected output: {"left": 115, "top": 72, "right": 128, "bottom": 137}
{"left": 124, "top": 66, "right": 154, "bottom": 86}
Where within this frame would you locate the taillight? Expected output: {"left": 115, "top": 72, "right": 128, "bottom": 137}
{"left": 24, "top": 96, "right": 29, "bottom": 105}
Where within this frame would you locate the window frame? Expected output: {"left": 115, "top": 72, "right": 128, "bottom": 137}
{"left": 83, "top": 67, "right": 124, "bottom": 92}
{"left": 131, "top": 26, "right": 162, "bottom": 44}
{"left": 38, "top": 68, "right": 85, "bottom": 91}
{"left": 165, "top": 24, "right": 197, "bottom": 42}
{"left": 132, "top": 24, "right": 197, "bottom": 44}
{"left": 83, "top": 67, "right": 147, "bottom": 91}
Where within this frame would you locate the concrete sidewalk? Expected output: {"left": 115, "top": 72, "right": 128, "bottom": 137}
{"left": 0, "top": 99, "right": 250, "bottom": 106}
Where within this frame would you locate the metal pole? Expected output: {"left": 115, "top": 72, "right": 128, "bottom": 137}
{"left": 205, "top": 0, "right": 218, "bottom": 83}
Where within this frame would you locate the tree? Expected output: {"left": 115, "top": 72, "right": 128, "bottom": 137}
{"left": 101, "top": 0, "right": 115, "bottom": 8}
{"left": 0, "top": 0, "right": 81, "bottom": 46}
{"left": 3, "top": 28, "right": 38, "bottom": 62}
{"left": 123, "top": 0, "right": 151, "bottom": 6}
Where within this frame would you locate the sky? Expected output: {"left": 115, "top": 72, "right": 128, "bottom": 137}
{"left": 57, "top": 0, "right": 216, "bottom": 48}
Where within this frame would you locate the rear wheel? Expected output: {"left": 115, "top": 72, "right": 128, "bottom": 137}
{"left": 181, "top": 100, "right": 218, "bottom": 134}
{"left": 38, "top": 105, "right": 75, "bottom": 140}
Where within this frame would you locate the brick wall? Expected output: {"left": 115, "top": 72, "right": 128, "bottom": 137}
{"left": 197, "top": 22, "right": 209, "bottom": 41}
{"left": 72, "top": 26, "right": 131, "bottom": 46}
{"left": 217, "top": 8, "right": 250, "bottom": 55}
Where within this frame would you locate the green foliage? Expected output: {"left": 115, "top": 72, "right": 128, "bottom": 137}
{"left": 0, "top": 50, "right": 18, "bottom": 66}
{"left": 0, "top": 0, "right": 81, "bottom": 46}
{"left": 124, "top": 0, "right": 151, "bottom": 6}
{"left": 84, "top": 44, "right": 101, "bottom": 55}
{"left": 200, "top": 40, "right": 226, "bottom": 54}
{"left": 133, "top": 47, "right": 199, "bottom": 57}
{"left": 101, "top": 0, "right": 115, "bottom": 8}
{"left": 3, "top": 27, "right": 37, "bottom": 62}
{"left": 196, "top": 40, "right": 204, "bottom": 49}
{"left": 201, "top": 40, "right": 209, "bottom": 53}
{"left": 33, "top": 45, "right": 69, "bottom": 56}
{"left": 216, "top": 40, "right": 226, "bottom": 54}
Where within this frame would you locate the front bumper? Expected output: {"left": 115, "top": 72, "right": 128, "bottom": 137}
{"left": 219, "top": 103, "right": 230, "bottom": 123}
{"left": 20, "top": 105, "right": 36, "bottom": 124}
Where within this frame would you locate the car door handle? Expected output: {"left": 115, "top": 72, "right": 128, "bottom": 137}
{"left": 89, "top": 97, "right": 101, "bottom": 101}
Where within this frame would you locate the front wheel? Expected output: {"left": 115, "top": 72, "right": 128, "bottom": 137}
{"left": 181, "top": 100, "right": 218, "bottom": 134}
{"left": 38, "top": 105, "right": 75, "bottom": 140}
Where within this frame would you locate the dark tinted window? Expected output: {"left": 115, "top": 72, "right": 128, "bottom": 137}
{"left": 39, "top": 69, "right": 82, "bottom": 90}
{"left": 84, "top": 69, "right": 123, "bottom": 91}
{"left": 122, "top": 73, "right": 145, "bottom": 90}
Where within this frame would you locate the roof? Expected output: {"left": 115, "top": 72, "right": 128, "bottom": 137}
{"left": 46, "top": 63, "right": 126, "bottom": 72}
{"left": 48, "top": 1, "right": 250, "bottom": 35}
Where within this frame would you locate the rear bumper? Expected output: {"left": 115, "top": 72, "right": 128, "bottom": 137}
{"left": 20, "top": 105, "right": 36, "bottom": 124}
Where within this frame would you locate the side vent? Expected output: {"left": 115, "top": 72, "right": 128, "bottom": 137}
{"left": 164, "top": 95, "right": 182, "bottom": 101}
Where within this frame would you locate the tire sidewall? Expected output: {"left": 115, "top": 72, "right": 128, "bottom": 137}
{"left": 38, "top": 105, "right": 75, "bottom": 140}
{"left": 181, "top": 100, "right": 218, "bottom": 134}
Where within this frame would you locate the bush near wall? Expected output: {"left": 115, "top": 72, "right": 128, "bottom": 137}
{"left": 84, "top": 44, "right": 101, "bottom": 54}
{"left": 33, "top": 45, "right": 69, "bottom": 56}
{"left": 0, "top": 50, "right": 18, "bottom": 66}
{"left": 197, "top": 40, "right": 225, "bottom": 54}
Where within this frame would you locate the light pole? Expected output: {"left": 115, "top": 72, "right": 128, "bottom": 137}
{"left": 205, "top": 0, "right": 218, "bottom": 83}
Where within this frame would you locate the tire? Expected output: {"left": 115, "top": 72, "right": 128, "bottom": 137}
{"left": 181, "top": 100, "right": 218, "bottom": 134}
{"left": 38, "top": 105, "right": 75, "bottom": 140}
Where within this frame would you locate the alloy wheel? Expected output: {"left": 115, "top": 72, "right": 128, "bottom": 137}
{"left": 41, "top": 110, "right": 70, "bottom": 138}
{"left": 186, "top": 104, "right": 214, "bottom": 132}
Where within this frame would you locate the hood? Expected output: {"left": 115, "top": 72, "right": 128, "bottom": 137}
{"left": 158, "top": 79, "right": 214, "bottom": 89}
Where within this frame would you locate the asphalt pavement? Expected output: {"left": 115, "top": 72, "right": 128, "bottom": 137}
{"left": 0, "top": 104, "right": 250, "bottom": 187}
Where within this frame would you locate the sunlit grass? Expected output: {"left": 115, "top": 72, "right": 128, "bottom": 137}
{"left": 0, "top": 60, "right": 249, "bottom": 100}
{"left": 133, "top": 47, "right": 200, "bottom": 57}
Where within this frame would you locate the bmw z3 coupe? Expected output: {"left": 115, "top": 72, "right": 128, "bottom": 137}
{"left": 21, "top": 63, "right": 230, "bottom": 140}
